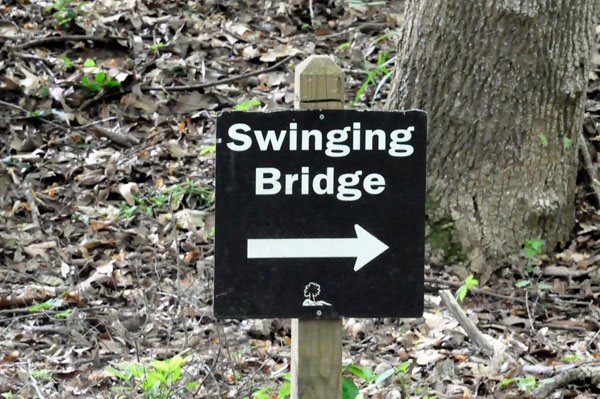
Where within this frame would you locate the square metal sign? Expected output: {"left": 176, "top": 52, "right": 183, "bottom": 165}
{"left": 214, "top": 110, "right": 426, "bottom": 319}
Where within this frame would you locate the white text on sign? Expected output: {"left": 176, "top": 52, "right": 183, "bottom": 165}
{"left": 225, "top": 121, "right": 417, "bottom": 201}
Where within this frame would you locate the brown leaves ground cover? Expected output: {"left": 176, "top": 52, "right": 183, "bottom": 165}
{"left": 1, "top": 0, "right": 600, "bottom": 398}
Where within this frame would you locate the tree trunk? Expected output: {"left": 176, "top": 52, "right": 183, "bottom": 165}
{"left": 386, "top": 0, "right": 598, "bottom": 269}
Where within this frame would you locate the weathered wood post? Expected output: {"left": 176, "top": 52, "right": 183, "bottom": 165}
{"left": 291, "top": 55, "right": 344, "bottom": 399}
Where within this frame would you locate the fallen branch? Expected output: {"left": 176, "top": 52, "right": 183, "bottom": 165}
{"left": 425, "top": 277, "right": 528, "bottom": 305}
{"left": 14, "top": 34, "right": 127, "bottom": 50}
{"left": 94, "top": 126, "right": 140, "bottom": 147}
{"left": 533, "top": 364, "right": 600, "bottom": 398}
{"left": 439, "top": 289, "right": 495, "bottom": 356}
{"left": 0, "top": 100, "right": 136, "bottom": 147}
{"left": 140, "top": 55, "right": 293, "bottom": 92}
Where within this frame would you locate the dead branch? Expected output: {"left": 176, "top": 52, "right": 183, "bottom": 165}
{"left": 425, "top": 277, "right": 529, "bottom": 305}
{"left": 439, "top": 289, "right": 495, "bottom": 356}
{"left": 140, "top": 55, "right": 294, "bottom": 92}
{"left": 533, "top": 364, "right": 600, "bottom": 398}
{"left": 14, "top": 34, "right": 127, "bottom": 50}
{"left": 93, "top": 126, "right": 139, "bottom": 147}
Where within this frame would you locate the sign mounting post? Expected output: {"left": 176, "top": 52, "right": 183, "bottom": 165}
{"left": 291, "top": 55, "right": 345, "bottom": 399}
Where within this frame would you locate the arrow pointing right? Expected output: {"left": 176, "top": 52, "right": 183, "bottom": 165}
{"left": 247, "top": 224, "right": 389, "bottom": 271}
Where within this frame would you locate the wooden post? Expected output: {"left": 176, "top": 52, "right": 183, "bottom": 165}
{"left": 291, "top": 55, "right": 345, "bottom": 399}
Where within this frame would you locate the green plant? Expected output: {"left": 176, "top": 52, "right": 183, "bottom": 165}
{"left": 81, "top": 72, "right": 121, "bottom": 91}
{"left": 413, "top": 386, "right": 438, "bottom": 399}
{"left": 199, "top": 145, "right": 216, "bottom": 155}
{"left": 106, "top": 351, "right": 197, "bottom": 398}
{"left": 500, "top": 377, "right": 554, "bottom": 390}
{"left": 563, "top": 137, "right": 571, "bottom": 148}
{"left": 337, "top": 42, "right": 351, "bottom": 50}
{"left": 523, "top": 239, "right": 544, "bottom": 259}
{"left": 561, "top": 354, "right": 578, "bottom": 363}
{"left": 28, "top": 297, "right": 63, "bottom": 312}
{"left": 31, "top": 369, "right": 57, "bottom": 383}
{"left": 517, "top": 238, "right": 546, "bottom": 287}
{"left": 47, "top": 0, "right": 84, "bottom": 28}
{"left": 117, "top": 180, "right": 214, "bottom": 220}
{"left": 354, "top": 51, "right": 396, "bottom": 106}
{"left": 242, "top": 373, "right": 290, "bottom": 399}
{"left": 234, "top": 99, "right": 261, "bottom": 111}
{"left": 117, "top": 201, "right": 138, "bottom": 219}
{"left": 342, "top": 360, "right": 413, "bottom": 399}
{"left": 149, "top": 42, "right": 164, "bottom": 50}
{"left": 538, "top": 133, "right": 548, "bottom": 146}
{"left": 61, "top": 57, "right": 75, "bottom": 69}
{"left": 455, "top": 274, "right": 478, "bottom": 302}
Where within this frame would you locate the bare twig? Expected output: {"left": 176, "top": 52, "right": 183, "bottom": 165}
{"left": 24, "top": 180, "right": 41, "bottom": 229}
{"left": 439, "top": 289, "right": 495, "bottom": 356}
{"left": 195, "top": 345, "right": 222, "bottom": 396}
{"left": 27, "top": 360, "right": 45, "bottom": 399}
{"left": 533, "top": 364, "right": 600, "bottom": 398}
{"left": 14, "top": 34, "right": 128, "bottom": 50}
{"left": 579, "top": 131, "right": 600, "bottom": 206}
{"left": 141, "top": 55, "right": 294, "bottom": 92}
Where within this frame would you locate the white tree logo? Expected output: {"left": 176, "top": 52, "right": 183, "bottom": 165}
{"left": 302, "top": 282, "right": 332, "bottom": 307}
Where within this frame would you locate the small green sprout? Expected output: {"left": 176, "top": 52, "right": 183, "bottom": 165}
{"left": 456, "top": 274, "right": 478, "bottom": 302}
{"left": 234, "top": 99, "right": 261, "bottom": 111}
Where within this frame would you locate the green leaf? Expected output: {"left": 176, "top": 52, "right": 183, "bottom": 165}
{"left": 465, "top": 274, "right": 479, "bottom": 289}
{"left": 374, "top": 368, "right": 395, "bottom": 385}
{"left": 499, "top": 378, "right": 514, "bottom": 386}
{"left": 396, "top": 360, "right": 412, "bottom": 374}
{"left": 337, "top": 42, "right": 351, "bottom": 50}
{"left": 538, "top": 133, "right": 548, "bottom": 146}
{"left": 563, "top": 137, "right": 571, "bottom": 148}
{"left": 517, "top": 377, "right": 537, "bottom": 389}
{"left": 561, "top": 354, "right": 577, "bottom": 362}
{"left": 81, "top": 76, "right": 89, "bottom": 85}
{"left": 95, "top": 72, "right": 106, "bottom": 83}
{"left": 346, "top": 364, "right": 374, "bottom": 380}
{"left": 150, "top": 42, "right": 164, "bottom": 50}
{"left": 186, "top": 382, "right": 199, "bottom": 389}
{"left": 234, "top": 98, "right": 261, "bottom": 111}
{"left": 456, "top": 285, "right": 467, "bottom": 302}
{"left": 200, "top": 145, "right": 216, "bottom": 155}
{"left": 105, "top": 366, "right": 129, "bottom": 380}
{"left": 126, "top": 363, "right": 144, "bottom": 378}
{"left": 525, "top": 265, "right": 534, "bottom": 274}
{"left": 515, "top": 280, "right": 531, "bottom": 288}
{"left": 56, "top": 308, "right": 72, "bottom": 318}
{"left": 111, "top": 386, "right": 134, "bottom": 391}
{"left": 251, "top": 386, "right": 272, "bottom": 399}
{"left": 278, "top": 381, "right": 291, "bottom": 397}
{"left": 342, "top": 376, "right": 359, "bottom": 399}
{"left": 149, "top": 360, "right": 170, "bottom": 373}
{"left": 83, "top": 58, "right": 96, "bottom": 67}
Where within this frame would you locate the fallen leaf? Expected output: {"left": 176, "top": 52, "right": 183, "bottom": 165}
{"left": 118, "top": 183, "right": 139, "bottom": 206}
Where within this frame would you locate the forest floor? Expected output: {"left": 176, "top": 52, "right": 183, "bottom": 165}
{"left": 2, "top": 1, "right": 600, "bottom": 398}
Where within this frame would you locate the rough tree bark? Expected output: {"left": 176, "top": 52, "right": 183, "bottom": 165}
{"left": 386, "top": 0, "right": 598, "bottom": 269}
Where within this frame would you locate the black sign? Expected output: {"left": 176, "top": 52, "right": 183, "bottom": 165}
{"left": 214, "top": 110, "right": 426, "bottom": 319}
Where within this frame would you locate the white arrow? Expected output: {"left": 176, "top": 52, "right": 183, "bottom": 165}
{"left": 247, "top": 224, "right": 389, "bottom": 271}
